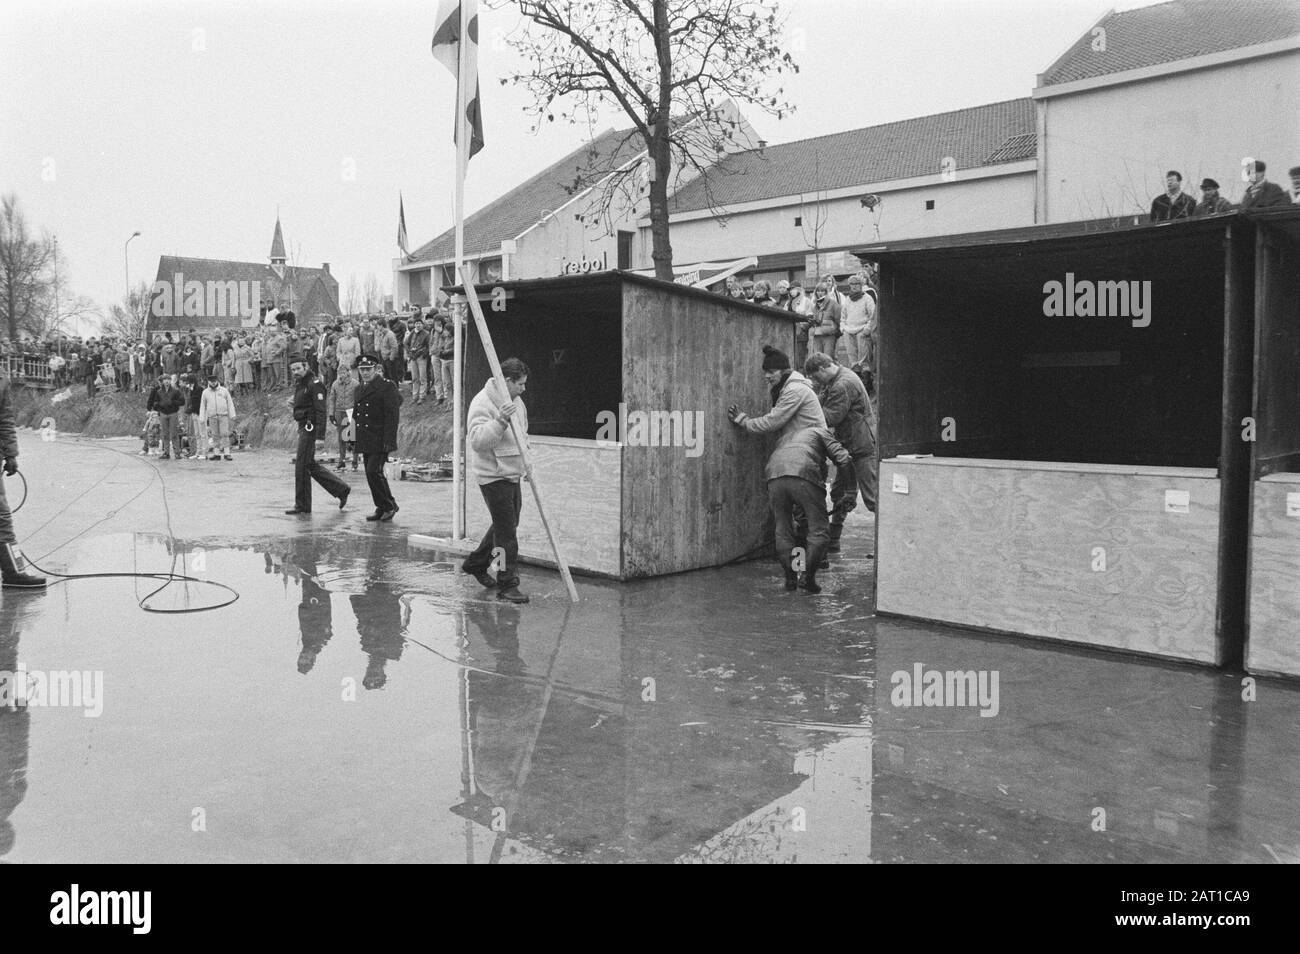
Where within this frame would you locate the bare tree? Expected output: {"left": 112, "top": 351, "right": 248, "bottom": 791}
{"left": 798, "top": 155, "right": 831, "bottom": 286}
{"left": 0, "top": 193, "right": 54, "bottom": 341}
{"left": 498, "top": 0, "right": 797, "bottom": 280}
{"left": 362, "top": 272, "right": 383, "bottom": 314}
{"left": 343, "top": 274, "right": 364, "bottom": 316}
{"left": 102, "top": 281, "right": 153, "bottom": 340}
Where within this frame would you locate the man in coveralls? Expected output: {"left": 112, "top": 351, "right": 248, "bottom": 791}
{"left": 285, "top": 358, "right": 351, "bottom": 515}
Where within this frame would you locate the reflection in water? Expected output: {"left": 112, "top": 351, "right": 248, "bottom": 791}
{"left": 296, "top": 563, "right": 333, "bottom": 675}
{"left": 353, "top": 585, "right": 406, "bottom": 690}
{"left": 0, "top": 595, "right": 42, "bottom": 860}
{"left": 8, "top": 530, "right": 1297, "bottom": 864}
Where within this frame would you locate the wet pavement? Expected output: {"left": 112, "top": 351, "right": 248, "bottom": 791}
{"left": 1, "top": 436, "right": 1298, "bottom": 863}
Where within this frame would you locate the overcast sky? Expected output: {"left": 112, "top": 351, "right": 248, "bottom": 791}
{"left": 1, "top": 0, "right": 1161, "bottom": 324}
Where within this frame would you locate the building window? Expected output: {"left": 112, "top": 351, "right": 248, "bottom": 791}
{"left": 794, "top": 216, "right": 802, "bottom": 227}
{"left": 481, "top": 258, "right": 503, "bottom": 283}
{"left": 925, "top": 199, "right": 935, "bottom": 211}
{"left": 617, "top": 231, "right": 634, "bottom": 270}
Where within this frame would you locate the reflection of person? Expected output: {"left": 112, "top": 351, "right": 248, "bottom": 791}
{"left": 352, "top": 584, "right": 405, "bottom": 690}
{"left": 286, "top": 359, "right": 351, "bottom": 515}
{"left": 461, "top": 358, "right": 532, "bottom": 604}
{"left": 0, "top": 373, "right": 44, "bottom": 588}
{"left": 0, "top": 594, "right": 39, "bottom": 857}
{"left": 353, "top": 354, "right": 402, "bottom": 522}
{"left": 296, "top": 567, "right": 333, "bottom": 675}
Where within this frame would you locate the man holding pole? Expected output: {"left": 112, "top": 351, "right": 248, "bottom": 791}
{"left": 460, "top": 357, "right": 531, "bottom": 604}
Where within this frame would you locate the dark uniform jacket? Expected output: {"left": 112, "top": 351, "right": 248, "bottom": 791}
{"left": 292, "top": 372, "right": 330, "bottom": 435}
{"left": 353, "top": 377, "right": 403, "bottom": 454}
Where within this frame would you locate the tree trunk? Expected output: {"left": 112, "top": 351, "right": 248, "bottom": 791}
{"left": 647, "top": 132, "right": 674, "bottom": 282}
{"left": 648, "top": 0, "right": 674, "bottom": 283}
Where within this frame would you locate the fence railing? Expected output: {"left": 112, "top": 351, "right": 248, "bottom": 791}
{"left": 4, "top": 354, "right": 55, "bottom": 387}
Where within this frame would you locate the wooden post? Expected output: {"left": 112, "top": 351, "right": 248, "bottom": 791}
{"left": 459, "top": 267, "right": 580, "bottom": 603}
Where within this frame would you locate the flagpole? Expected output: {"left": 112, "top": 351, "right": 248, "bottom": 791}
{"left": 451, "top": 0, "right": 470, "bottom": 541}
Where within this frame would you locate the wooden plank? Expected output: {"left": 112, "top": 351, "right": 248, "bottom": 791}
{"left": 876, "top": 459, "right": 1223, "bottom": 664}
{"left": 1246, "top": 479, "right": 1300, "bottom": 677}
{"left": 461, "top": 436, "right": 622, "bottom": 578}
{"left": 619, "top": 283, "right": 779, "bottom": 577}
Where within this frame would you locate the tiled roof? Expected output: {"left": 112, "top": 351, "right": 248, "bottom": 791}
{"left": 667, "top": 99, "right": 1035, "bottom": 214}
{"left": 1039, "top": 0, "right": 1300, "bottom": 87}
{"left": 152, "top": 255, "right": 341, "bottom": 323}
{"left": 410, "top": 126, "right": 647, "bottom": 263}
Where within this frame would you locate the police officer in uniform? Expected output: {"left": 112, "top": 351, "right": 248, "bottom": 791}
{"left": 353, "top": 353, "right": 402, "bottom": 521}
{"left": 286, "top": 357, "right": 351, "bottom": 514}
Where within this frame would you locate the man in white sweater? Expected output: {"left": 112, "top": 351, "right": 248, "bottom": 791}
{"left": 460, "top": 357, "right": 532, "bottom": 604}
{"left": 199, "top": 373, "right": 238, "bottom": 460}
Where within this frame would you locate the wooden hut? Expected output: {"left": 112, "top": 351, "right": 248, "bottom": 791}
{"left": 860, "top": 212, "right": 1267, "bottom": 666}
{"left": 419, "top": 271, "right": 799, "bottom": 580}
{"left": 1244, "top": 208, "right": 1300, "bottom": 677}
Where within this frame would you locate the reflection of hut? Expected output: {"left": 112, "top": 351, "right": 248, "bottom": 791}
{"left": 451, "top": 583, "right": 876, "bottom": 862}
{"left": 425, "top": 271, "right": 798, "bottom": 579}
{"left": 861, "top": 211, "right": 1300, "bottom": 666}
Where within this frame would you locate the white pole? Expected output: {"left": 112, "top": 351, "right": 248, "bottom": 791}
{"left": 450, "top": 0, "right": 470, "bottom": 540}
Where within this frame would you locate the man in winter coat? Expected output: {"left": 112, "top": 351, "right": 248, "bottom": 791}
{"left": 460, "top": 357, "right": 532, "bottom": 604}
{"left": 729, "top": 345, "right": 834, "bottom": 589}
{"left": 199, "top": 373, "right": 238, "bottom": 460}
{"left": 146, "top": 372, "right": 186, "bottom": 460}
{"left": 352, "top": 354, "right": 402, "bottom": 522}
{"left": 806, "top": 352, "right": 878, "bottom": 552}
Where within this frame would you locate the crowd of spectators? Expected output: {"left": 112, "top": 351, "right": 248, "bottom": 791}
{"left": 717, "top": 268, "right": 879, "bottom": 379}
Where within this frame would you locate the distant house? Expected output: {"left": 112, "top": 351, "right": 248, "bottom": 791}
{"left": 147, "top": 217, "right": 340, "bottom": 339}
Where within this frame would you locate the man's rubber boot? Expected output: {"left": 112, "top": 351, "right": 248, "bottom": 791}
{"left": 799, "top": 567, "right": 822, "bottom": 594}
{"left": 828, "top": 522, "right": 844, "bottom": 553}
{"left": 496, "top": 586, "right": 530, "bottom": 604}
{"left": 1, "top": 544, "right": 46, "bottom": 589}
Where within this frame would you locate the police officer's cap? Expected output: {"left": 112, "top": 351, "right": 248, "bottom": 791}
{"left": 356, "top": 353, "right": 381, "bottom": 368}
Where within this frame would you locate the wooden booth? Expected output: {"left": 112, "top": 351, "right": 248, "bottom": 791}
{"left": 862, "top": 213, "right": 1263, "bottom": 667}
{"left": 422, "top": 271, "right": 798, "bottom": 580}
{"left": 1244, "top": 209, "right": 1300, "bottom": 677}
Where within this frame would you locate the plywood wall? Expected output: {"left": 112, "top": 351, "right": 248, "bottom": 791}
{"left": 876, "top": 458, "right": 1224, "bottom": 664}
{"left": 464, "top": 436, "right": 622, "bottom": 577}
{"left": 1246, "top": 475, "right": 1300, "bottom": 677}
{"left": 620, "top": 284, "right": 791, "bottom": 577}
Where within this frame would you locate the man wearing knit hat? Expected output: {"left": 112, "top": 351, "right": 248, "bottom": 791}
{"left": 729, "top": 345, "right": 839, "bottom": 593}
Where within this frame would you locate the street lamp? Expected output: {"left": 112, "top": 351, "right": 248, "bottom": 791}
{"left": 124, "top": 231, "right": 141, "bottom": 299}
